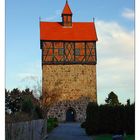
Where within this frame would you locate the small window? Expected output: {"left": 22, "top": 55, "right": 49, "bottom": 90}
{"left": 75, "top": 48, "right": 80, "bottom": 56}
{"left": 89, "top": 48, "right": 93, "bottom": 52}
{"left": 58, "top": 48, "right": 64, "bottom": 56}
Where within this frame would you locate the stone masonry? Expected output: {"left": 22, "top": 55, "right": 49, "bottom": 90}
{"left": 42, "top": 65, "right": 97, "bottom": 122}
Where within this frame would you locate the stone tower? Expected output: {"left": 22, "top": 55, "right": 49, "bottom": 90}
{"left": 40, "top": 1, "right": 98, "bottom": 122}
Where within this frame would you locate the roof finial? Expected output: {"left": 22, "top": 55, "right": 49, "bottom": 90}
{"left": 66, "top": 0, "right": 68, "bottom": 3}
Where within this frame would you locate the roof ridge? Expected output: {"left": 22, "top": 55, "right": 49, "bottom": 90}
{"left": 40, "top": 21, "right": 94, "bottom": 23}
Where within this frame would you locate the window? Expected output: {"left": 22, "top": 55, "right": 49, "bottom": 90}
{"left": 75, "top": 48, "right": 80, "bottom": 56}
{"left": 58, "top": 48, "right": 64, "bottom": 56}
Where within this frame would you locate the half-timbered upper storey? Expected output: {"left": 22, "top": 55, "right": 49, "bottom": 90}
{"left": 40, "top": 0, "right": 98, "bottom": 65}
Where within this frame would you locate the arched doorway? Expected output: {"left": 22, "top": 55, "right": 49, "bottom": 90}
{"left": 66, "top": 108, "right": 76, "bottom": 122}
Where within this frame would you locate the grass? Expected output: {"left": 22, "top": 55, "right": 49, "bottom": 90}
{"left": 93, "top": 134, "right": 135, "bottom": 140}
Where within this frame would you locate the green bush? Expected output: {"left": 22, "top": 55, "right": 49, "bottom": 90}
{"left": 53, "top": 117, "right": 58, "bottom": 127}
{"left": 85, "top": 102, "right": 135, "bottom": 135}
{"left": 34, "top": 105, "right": 43, "bottom": 119}
{"left": 47, "top": 117, "right": 58, "bottom": 133}
{"left": 124, "top": 104, "right": 135, "bottom": 134}
{"left": 21, "top": 98, "right": 33, "bottom": 113}
{"left": 81, "top": 121, "right": 87, "bottom": 128}
{"left": 85, "top": 102, "right": 100, "bottom": 135}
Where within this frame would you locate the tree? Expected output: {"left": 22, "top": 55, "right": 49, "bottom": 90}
{"left": 126, "top": 99, "right": 130, "bottom": 106}
{"left": 21, "top": 97, "right": 33, "bottom": 113}
{"left": 21, "top": 88, "right": 40, "bottom": 106}
{"left": 105, "top": 91, "right": 121, "bottom": 106}
{"left": 5, "top": 88, "right": 22, "bottom": 113}
{"left": 5, "top": 88, "right": 40, "bottom": 114}
{"left": 20, "top": 79, "right": 60, "bottom": 118}
{"left": 5, "top": 89, "right": 11, "bottom": 113}
{"left": 40, "top": 87, "right": 61, "bottom": 118}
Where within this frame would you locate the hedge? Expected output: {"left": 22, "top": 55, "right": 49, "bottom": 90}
{"left": 84, "top": 102, "right": 135, "bottom": 135}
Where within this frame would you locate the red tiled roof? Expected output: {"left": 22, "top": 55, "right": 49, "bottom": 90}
{"left": 62, "top": 1, "right": 72, "bottom": 15}
{"left": 40, "top": 22, "right": 98, "bottom": 41}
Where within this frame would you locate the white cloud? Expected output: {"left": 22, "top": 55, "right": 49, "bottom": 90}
{"left": 41, "top": 10, "right": 61, "bottom": 21}
{"left": 122, "top": 8, "right": 134, "bottom": 20}
{"left": 15, "top": 61, "right": 41, "bottom": 90}
{"left": 17, "top": 73, "right": 38, "bottom": 82}
{"left": 96, "top": 20, "right": 134, "bottom": 104}
{"left": 17, "top": 61, "right": 41, "bottom": 81}
{"left": 16, "top": 73, "right": 41, "bottom": 98}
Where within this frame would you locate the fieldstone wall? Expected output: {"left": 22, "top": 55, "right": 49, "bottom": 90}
{"left": 42, "top": 65, "right": 97, "bottom": 122}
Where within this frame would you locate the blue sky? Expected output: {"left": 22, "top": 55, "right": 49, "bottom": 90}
{"left": 6, "top": 0, "right": 134, "bottom": 104}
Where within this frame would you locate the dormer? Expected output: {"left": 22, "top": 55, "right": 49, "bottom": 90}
{"left": 61, "top": 0, "right": 72, "bottom": 27}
